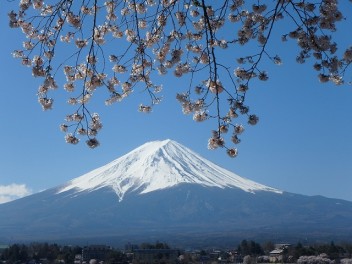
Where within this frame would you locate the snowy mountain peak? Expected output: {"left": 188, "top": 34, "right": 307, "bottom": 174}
{"left": 58, "top": 139, "right": 282, "bottom": 201}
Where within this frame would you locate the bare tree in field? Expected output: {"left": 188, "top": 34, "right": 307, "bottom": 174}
{"left": 8, "top": 0, "right": 351, "bottom": 156}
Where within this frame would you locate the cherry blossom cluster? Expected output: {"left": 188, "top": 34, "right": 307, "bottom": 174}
{"left": 9, "top": 0, "right": 351, "bottom": 155}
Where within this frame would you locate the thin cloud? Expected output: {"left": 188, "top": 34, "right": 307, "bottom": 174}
{"left": 0, "top": 184, "right": 32, "bottom": 204}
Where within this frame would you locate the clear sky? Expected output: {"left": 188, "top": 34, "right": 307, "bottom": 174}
{"left": 0, "top": 1, "right": 351, "bottom": 204}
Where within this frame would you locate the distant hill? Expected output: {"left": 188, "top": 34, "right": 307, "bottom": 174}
{"left": 1, "top": 140, "right": 351, "bottom": 247}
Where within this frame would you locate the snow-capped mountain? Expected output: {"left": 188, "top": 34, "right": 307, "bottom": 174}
{"left": 58, "top": 139, "right": 281, "bottom": 201}
{"left": 0, "top": 139, "right": 352, "bottom": 247}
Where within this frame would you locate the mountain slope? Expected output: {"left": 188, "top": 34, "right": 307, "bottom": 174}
{"left": 58, "top": 139, "right": 281, "bottom": 201}
{"left": 1, "top": 185, "right": 352, "bottom": 246}
{"left": 0, "top": 139, "right": 351, "bottom": 246}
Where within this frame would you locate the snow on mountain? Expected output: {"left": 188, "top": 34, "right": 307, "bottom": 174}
{"left": 58, "top": 139, "right": 282, "bottom": 201}
{"left": 2, "top": 139, "right": 352, "bottom": 245}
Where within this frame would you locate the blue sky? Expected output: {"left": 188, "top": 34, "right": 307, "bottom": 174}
{"left": 0, "top": 1, "right": 351, "bottom": 203}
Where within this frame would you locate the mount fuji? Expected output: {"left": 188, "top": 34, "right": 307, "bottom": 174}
{"left": 58, "top": 139, "right": 282, "bottom": 201}
{"left": 1, "top": 139, "right": 352, "bottom": 246}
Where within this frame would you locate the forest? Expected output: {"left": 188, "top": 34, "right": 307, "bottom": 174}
{"left": 1, "top": 240, "right": 352, "bottom": 263}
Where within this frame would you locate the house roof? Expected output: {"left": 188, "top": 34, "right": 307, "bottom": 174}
{"left": 270, "top": 249, "right": 284, "bottom": 255}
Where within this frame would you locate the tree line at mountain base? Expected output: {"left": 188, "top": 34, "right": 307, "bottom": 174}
{"left": 1, "top": 240, "right": 352, "bottom": 264}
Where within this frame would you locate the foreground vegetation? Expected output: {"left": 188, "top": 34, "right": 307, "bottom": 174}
{"left": 1, "top": 240, "right": 352, "bottom": 264}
